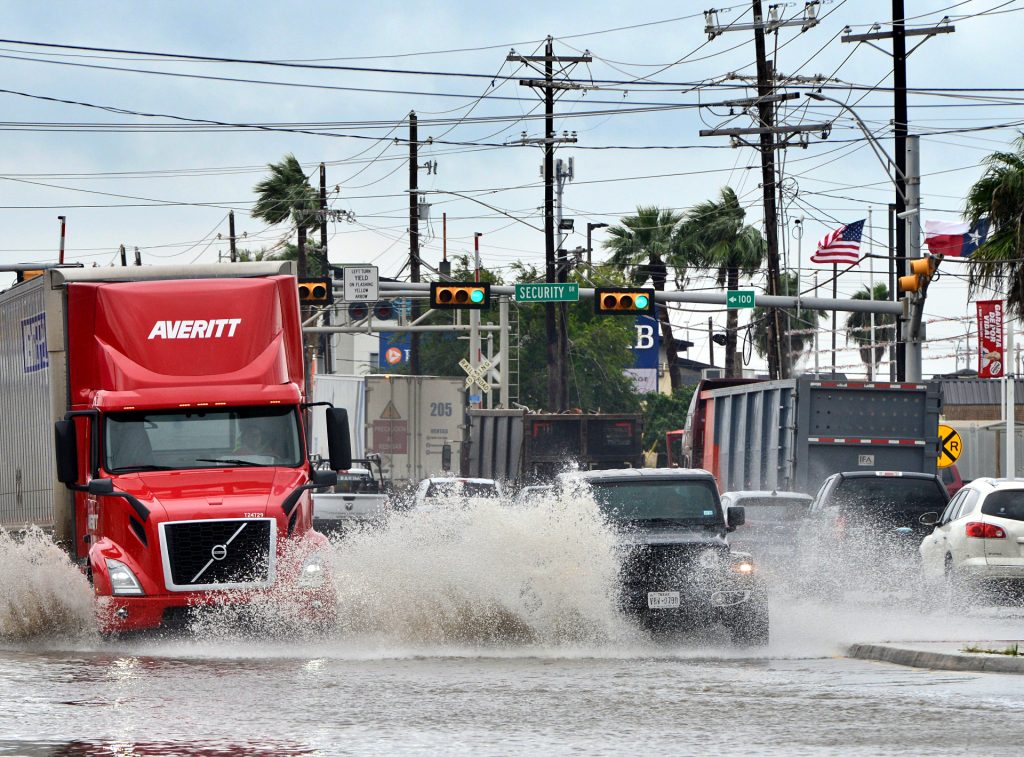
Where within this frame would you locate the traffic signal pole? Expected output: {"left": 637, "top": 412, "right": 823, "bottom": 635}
{"left": 904, "top": 136, "right": 924, "bottom": 381}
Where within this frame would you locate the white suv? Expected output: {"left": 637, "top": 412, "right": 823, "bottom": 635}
{"left": 919, "top": 478, "right": 1024, "bottom": 587}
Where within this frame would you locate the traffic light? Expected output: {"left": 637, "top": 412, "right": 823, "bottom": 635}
{"left": 430, "top": 282, "right": 490, "bottom": 310}
{"left": 298, "top": 277, "right": 333, "bottom": 305}
{"left": 594, "top": 287, "right": 656, "bottom": 315}
{"left": 898, "top": 256, "right": 939, "bottom": 294}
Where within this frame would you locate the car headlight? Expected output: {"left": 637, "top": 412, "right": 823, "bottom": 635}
{"left": 298, "top": 554, "right": 326, "bottom": 588}
{"left": 730, "top": 557, "right": 756, "bottom": 575}
{"left": 105, "top": 558, "right": 144, "bottom": 596}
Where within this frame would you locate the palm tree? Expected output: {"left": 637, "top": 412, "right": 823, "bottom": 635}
{"left": 603, "top": 206, "right": 686, "bottom": 391}
{"left": 751, "top": 272, "right": 827, "bottom": 372}
{"left": 680, "top": 187, "right": 765, "bottom": 377}
{"left": 965, "top": 133, "right": 1024, "bottom": 316}
{"left": 846, "top": 284, "right": 895, "bottom": 380}
{"left": 252, "top": 154, "right": 321, "bottom": 282}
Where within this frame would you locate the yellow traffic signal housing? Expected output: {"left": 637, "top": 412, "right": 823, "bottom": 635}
{"left": 595, "top": 287, "right": 656, "bottom": 315}
{"left": 430, "top": 282, "right": 490, "bottom": 310}
{"left": 298, "top": 277, "right": 333, "bottom": 304}
{"left": 15, "top": 269, "right": 43, "bottom": 283}
{"left": 898, "top": 257, "right": 938, "bottom": 294}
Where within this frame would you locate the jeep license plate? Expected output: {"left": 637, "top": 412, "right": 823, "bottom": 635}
{"left": 647, "top": 591, "right": 680, "bottom": 609}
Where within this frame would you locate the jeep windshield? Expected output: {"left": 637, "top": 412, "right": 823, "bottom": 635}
{"left": 587, "top": 480, "right": 723, "bottom": 526}
{"left": 105, "top": 406, "right": 303, "bottom": 473}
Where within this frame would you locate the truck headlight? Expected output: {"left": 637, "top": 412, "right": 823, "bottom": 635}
{"left": 730, "top": 558, "right": 756, "bottom": 576}
{"left": 105, "top": 558, "right": 144, "bottom": 596}
{"left": 298, "top": 554, "right": 326, "bottom": 588}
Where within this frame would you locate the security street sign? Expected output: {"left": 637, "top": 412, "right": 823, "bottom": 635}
{"left": 937, "top": 424, "right": 962, "bottom": 469}
{"left": 343, "top": 265, "right": 379, "bottom": 302}
{"left": 459, "top": 358, "right": 492, "bottom": 394}
{"left": 514, "top": 283, "right": 579, "bottom": 303}
{"left": 726, "top": 290, "right": 756, "bottom": 309}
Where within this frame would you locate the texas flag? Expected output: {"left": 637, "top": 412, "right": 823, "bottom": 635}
{"left": 924, "top": 218, "right": 990, "bottom": 257}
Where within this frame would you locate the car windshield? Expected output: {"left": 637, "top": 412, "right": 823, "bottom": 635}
{"left": 105, "top": 406, "right": 303, "bottom": 472}
{"left": 588, "top": 480, "right": 722, "bottom": 525}
{"left": 830, "top": 478, "right": 946, "bottom": 520}
{"left": 981, "top": 490, "right": 1024, "bottom": 521}
{"left": 425, "top": 481, "right": 498, "bottom": 498}
{"left": 732, "top": 497, "right": 809, "bottom": 523}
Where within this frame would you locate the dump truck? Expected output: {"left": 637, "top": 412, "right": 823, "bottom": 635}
{"left": 0, "top": 263, "right": 351, "bottom": 633}
{"left": 466, "top": 409, "right": 644, "bottom": 488}
{"left": 674, "top": 377, "right": 942, "bottom": 495}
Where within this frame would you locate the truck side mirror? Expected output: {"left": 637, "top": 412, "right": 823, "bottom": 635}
{"left": 87, "top": 478, "right": 114, "bottom": 495}
{"left": 54, "top": 420, "right": 79, "bottom": 486}
{"left": 326, "top": 407, "right": 352, "bottom": 471}
{"left": 310, "top": 468, "right": 338, "bottom": 489}
{"left": 727, "top": 505, "right": 746, "bottom": 531}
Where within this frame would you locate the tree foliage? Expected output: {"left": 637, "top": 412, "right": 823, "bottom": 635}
{"left": 639, "top": 387, "right": 696, "bottom": 458}
{"left": 846, "top": 283, "right": 894, "bottom": 377}
{"left": 965, "top": 132, "right": 1024, "bottom": 317}
{"left": 751, "top": 271, "right": 827, "bottom": 373}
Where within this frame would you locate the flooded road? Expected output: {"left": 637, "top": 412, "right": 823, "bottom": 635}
{"left": 2, "top": 498, "right": 1024, "bottom": 755}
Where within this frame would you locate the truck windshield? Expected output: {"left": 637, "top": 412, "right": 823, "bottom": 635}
{"left": 588, "top": 480, "right": 722, "bottom": 525}
{"left": 105, "top": 406, "right": 302, "bottom": 472}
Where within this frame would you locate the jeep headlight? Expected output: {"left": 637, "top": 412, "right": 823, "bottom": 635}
{"left": 105, "top": 558, "right": 144, "bottom": 596}
{"left": 298, "top": 553, "right": 326, "bottom": 588}
{"left": 730, "top": 557, "right": 756, "bottom": 575}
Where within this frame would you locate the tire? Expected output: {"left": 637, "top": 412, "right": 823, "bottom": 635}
{"left": 729, "top": 599, "right": 770, "bottom": 647}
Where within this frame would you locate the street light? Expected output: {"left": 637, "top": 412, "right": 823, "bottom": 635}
{"left": 806, "top": 92, "right": 906, "bottom": 199}
{"left": 586, "top": 222, "right": 608, "bottom": 267}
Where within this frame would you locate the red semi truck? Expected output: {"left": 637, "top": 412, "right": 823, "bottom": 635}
{"left": 0, "top": 263, "right": 351, "bottom": 633}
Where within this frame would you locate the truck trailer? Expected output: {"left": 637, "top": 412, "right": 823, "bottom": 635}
{"left": 676, "top": 377, "right": 942, "bottom": 495}
{"left": 0, "top": 263, "right": 351, "bottom": 633}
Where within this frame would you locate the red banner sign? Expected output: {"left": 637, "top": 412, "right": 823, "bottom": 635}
{"left": 976, "top": 300, "right": 1004, "bottom": 379}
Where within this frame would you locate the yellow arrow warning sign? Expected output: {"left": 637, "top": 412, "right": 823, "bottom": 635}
{"left": 937, "top": 424, "right": 962, "bottom": 469}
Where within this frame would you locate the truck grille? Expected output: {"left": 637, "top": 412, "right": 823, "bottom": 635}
{"left": 159, "top": 518, "right": 276, "bottom": 592}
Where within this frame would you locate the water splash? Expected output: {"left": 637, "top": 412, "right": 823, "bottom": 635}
{"left": 0, "top": 527, "right": 96, "bottom": 641}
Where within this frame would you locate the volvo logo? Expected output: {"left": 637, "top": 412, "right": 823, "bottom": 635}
{"left": 211, "top": 544, "right": 228, "bottom": 561}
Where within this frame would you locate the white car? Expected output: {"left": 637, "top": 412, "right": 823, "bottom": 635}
{"left": 919, "top": 478, "right": 1024, "bottom": 587}
{"left": 412, "top": 477, "right": 501, "bottom": 510}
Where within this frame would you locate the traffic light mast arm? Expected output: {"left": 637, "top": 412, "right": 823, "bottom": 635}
{"left": 379, "top": 281, "right": 905, "bottom": 315}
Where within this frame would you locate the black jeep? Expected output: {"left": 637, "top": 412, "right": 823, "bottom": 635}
{"left": 561, "top": 468, "right": 769, "bottom": 646}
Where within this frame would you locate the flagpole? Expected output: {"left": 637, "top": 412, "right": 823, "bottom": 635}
{"left": 832, "top": 263, "right": 837, "bottom": 374}
{"left": 868, "top": 207, "right": 875, "bottom": 381}
{"left": 813, "top": 270, "right": 820, "bottom": 378}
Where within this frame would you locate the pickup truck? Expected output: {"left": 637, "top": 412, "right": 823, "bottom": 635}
{"left": 560, "top": 468, "right": 769, "bottom": 645}
{"left": 312, "top": 456, "right": 389, "bottom": 533}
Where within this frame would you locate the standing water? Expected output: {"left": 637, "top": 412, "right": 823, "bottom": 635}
{"left": 2, "top": 491, "right": 1023, "bottom": 755}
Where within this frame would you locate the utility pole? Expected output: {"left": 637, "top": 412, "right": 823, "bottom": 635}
{"left": 57, "top": 215, "right": 66, "bottom": 264}
{"left": 228, "top": 210, "right": 237, "bottom": 262}
{"left": 319, "top": 162, "right": 332, "bottom": 373}
{"left": 409, "top": 111, "right": 421, "bottom": 376}
{"left": 842, "top": 3, "right": 954, "bottom": 380}
{"left": 554, "top": 157, "right": 574, "bottom": 410}
{"left": 701, "top": 2, "right": 826, "bottom": 380}
{"left": 508, "top": 38, "right": 589, "bottom": 411}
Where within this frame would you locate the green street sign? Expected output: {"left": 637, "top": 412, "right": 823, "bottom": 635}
{"left": 726, "top": 290, "right": 756, "bottom": 309}
{"left": 514, "top": 283, "right": 580, "bottom": 303}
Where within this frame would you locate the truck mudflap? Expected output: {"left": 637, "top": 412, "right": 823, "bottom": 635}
{"left": 90, "top": 530, "right": 336, "bottom": 634}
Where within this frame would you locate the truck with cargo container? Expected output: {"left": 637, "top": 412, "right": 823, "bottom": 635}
{"left": 310, "top": 373, "right": 465, "bottom": 492}
{"left": 672, "top": 377, "right": 942, "bottom": 495}
{"left": 0, "top": 262, "right": 351, "bottom": 633}
{"left": 467, "top": 409, "right": 644, "bottom": 489}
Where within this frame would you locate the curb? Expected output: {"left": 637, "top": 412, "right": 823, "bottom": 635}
{"left": 848, "top": 643, "right": 1024, "bottom": 675}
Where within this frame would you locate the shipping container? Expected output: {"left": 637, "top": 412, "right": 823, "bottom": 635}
{"left": 310, "top": 374, "right": 465, "bottom": 489}
{"left": 467, "top": 410, "right": 644, "bottom": 486}
{"left": 683, "top": 377, "right": 942, "bottom": 494}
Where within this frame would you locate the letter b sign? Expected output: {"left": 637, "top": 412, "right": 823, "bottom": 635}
{"left": 635, "top": 324, "right": 655, "bottom": 350}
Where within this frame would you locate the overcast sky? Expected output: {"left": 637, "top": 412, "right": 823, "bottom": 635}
{"left": 1, "top": 0, "right": 1021, "bottom": 377}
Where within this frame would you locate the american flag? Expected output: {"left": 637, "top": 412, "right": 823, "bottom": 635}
{"left": 811, "top": 219, "right": 865, "bottom": 265}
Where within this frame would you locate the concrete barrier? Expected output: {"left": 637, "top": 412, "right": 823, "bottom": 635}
{"left": 848, "top": 643, "right": 1024, "bottom": 675}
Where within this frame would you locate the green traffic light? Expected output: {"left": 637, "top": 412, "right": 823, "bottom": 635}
{"left": 635, "top": 294, "right": 649, "bottom": 309}
{"left": 470, "top": 289, "right": 484, "bottom": 304}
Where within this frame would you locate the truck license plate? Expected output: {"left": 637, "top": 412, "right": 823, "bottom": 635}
{"left": 647, "top": 591, "right": 680, "bottom": 609}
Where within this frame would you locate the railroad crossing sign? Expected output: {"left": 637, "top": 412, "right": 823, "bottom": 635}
{"left": 937, "top": 424, "right": 962, "bottom": 469}
{"left": 459, "top": 358, "right": 492, "bottom": 394}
